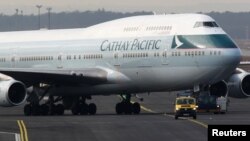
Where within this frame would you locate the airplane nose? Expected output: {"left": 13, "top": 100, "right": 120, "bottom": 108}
{"left": 210, "top": 48, "right": 241, "bottom": 83}
{"left": 221, "top": 48, "right": 241, "bottom": 79}
{"left": 221, "top": 48, "right": 241, "bottom": 71}
{"left": 230, "top": 48, "right": 241, "bottom": 66}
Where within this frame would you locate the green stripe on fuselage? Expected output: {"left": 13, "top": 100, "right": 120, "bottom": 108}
{"left": 171, "top": 34, "right": 237, "bottom": 49}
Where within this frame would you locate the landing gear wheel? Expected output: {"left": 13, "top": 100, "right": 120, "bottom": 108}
{"left": 80, "top": 104, "right": 89, "bottom": 115}
{"left": 124, "top": 102, "right": 132, "bottom": 114}
{"left": 71, "top": 105, "right": 80, "bottom": 115}
{"left": 116, "top": 94, "right": 142, "bottom": 115}
{"left": 116, "top": 102, "right": 123, "bottom": 114}
{"left": 56, "top": 104, "right": 65, "bottom": 115}
{"left": 40, "top": 104, "right": 49, "bottom": 115}
{"left": 88, "top": 103, "right": 97, "bottom": 115}
{"left": 50, "top": 104, "right": 57, "bottom": 115}
{"left": 24, "top": 104, "right": 32, "bottom": 116}
{"left": 32, "top": 104, "right": 40, "bottom": 116}
{"left": 132, "top": 102, "right": 141, "bottom": 114}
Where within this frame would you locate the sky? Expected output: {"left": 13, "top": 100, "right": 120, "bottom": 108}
{"left": 1, "top": 0, "right": 250, "bottom": 15}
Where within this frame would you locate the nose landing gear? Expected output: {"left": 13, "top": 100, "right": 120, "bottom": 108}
{"left": 115, "top": 94, "right": 141, "bottom": 115}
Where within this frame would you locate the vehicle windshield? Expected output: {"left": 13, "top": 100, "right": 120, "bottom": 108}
{"left": 177, "top": 98, "right": 195, "bottom": 104}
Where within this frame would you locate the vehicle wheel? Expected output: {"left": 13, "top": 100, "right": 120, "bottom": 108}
{"left": 88, "top": 103, "right": 97, "bottom": 115}
{"left": 193, "top": 115, "right": 197, "bottom": 119}
{"left": 80, "top": 104, "right": 88, "bottom": 115}
{"left": 24, "top": 104, "right": 32, "bottom": 116}
{"left": 56, "top": 104, "right": 65, "bottom": 115}
{"left": 175, "top": 115, "right": 178, "bottom": 120}
{"left": 116, "top": 102, "right": 123, "bottom": 114}
{"left": 132, "top": 102, "right": 141, "bottom": 114}
{"left": 40, "top": 104, "right": 49, "bottom": 115}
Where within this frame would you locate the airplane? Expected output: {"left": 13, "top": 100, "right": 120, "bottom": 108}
{"left": 0, "top": 13, "right": 247, "bottom": 116}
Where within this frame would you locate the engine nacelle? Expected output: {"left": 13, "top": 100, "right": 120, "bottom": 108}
{"left": 209, "top": 80, "right": 228, "bottom": 97}
{"left": 0, "top": 80, "right": 27, "bottom": 106}
{"left": 228, "top": 71, "right": 250, "bottom": 98}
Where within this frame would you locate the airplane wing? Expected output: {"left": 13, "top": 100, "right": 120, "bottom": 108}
{"left": 0, "top": 68, "right": 108, "bottom": 86}
{"left": 238, "top": 61, "right": 250, "bottom": 71}
{"left": 239, "top": 61, "right": 250, "bottom": 65}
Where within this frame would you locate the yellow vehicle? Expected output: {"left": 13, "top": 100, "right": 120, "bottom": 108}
{"left": 174, "top": 96, "right": 197, "bottom": 120}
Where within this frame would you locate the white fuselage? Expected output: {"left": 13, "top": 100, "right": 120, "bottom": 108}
{"left": 0, "top": 14, "right": 241, "bottom": 95}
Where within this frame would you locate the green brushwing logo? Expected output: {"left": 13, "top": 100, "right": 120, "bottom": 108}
{"left": 171, "top": 34, "right": 237, "bottom": 49}
{"left": 171, "top": 35, "right": 198, "bottom": 49}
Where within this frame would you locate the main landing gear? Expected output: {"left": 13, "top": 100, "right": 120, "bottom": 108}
{"left": 23, "top": 86, "right": 97, "bottom": 116}
{"left": 23, "top": 87, "right": 141, "bottom": 116}
{"left": 115, "top": 94, "right": 141, "bottom": 114}
{"left": 24, "top": 95, "right": 66, "bottom": 116}
{"left": 24, "top": 95, "right": 97, "bottom": 116}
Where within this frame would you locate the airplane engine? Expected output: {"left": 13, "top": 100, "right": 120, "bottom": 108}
{"left": 0, "top": 80, "right": 27, "bottom": 106}
{"left": 209, "top": 80, "right": 228, "bottom": 97}
{"left": 228, "top": 71, "right": 250, "bottom": 98}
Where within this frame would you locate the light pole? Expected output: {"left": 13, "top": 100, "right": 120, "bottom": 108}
{"left": 47, "top": 7, "right": 52, "bottom": 29}
{"left": 246, "top": 26, "right": 249, "bottom": 40}
{"left": 15, "top": 9, "right": 19, "bottom": 15}
{"left": 36, "top": 5, "right": 42, "bottom": 29}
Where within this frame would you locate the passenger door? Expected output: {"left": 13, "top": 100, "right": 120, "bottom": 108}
{"left": 10, "top": 48, "right": 18, "bottom": 68}
{"left": 57, "top": 53, "right": 63, "bottom": 69}
{"left": 113, "top": 51, "right": 121, "bottom": 67}
{"left": 161, "top": 49, "right": 168, "bottom": 65}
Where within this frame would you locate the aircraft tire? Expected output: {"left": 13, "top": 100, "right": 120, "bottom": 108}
{"left": 56, "top": 104, "right": 65, "bottom": 115}
{"left": 71, "top": 105, "right": 80, "bottom": 115}
{"left": 40, "top": 104, "right": 49, "bottom": 115}
{"left": 116, "top": 102, "right": 123, "bottom": 114}
{"left": 88, "top": 103, "right": 97, "bottom": 115}
{"left": 124, "top": 102, "right": 132, "bottom": 114}
{"left": 132, "top": 102, "right": 141, "bottom": 114}
{"left": 80, "top": 104, "right": 89, "bottom": 115}
{"left": 24, "top": 104, "right": 32, "bottom": 116}
{"left": 32, "top": 104, "right": 41, "bottom": 116}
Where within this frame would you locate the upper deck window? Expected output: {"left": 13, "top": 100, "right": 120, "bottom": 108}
{"left": 194, "top": 21, "right": 219, "bottom": 28}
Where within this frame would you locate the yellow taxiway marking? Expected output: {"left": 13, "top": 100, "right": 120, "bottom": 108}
{"left": 136, "top": 102, "right": 208, "bottom": 129}
{"left": 139, "top": 104, "right": 157, "bottom": 114}
{"left": 187, "top": 119, "right": 208, "bottom": 128}
{"left": 162, "top": 113, "right": 208, "bottom": 128}
{"left": 17, "top": 120, "right": 29, "bottom": 141}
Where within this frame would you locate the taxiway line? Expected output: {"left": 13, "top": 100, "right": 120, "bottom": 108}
{"left": 17, "top": 120, "right": 29, "bottom": 141}
{"left": 138, "top": 102, "right": 208, "bottom": 129}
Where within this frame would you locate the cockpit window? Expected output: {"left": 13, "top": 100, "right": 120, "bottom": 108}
{"left": 194, "top": 21, "right": 219, "bottom": 28}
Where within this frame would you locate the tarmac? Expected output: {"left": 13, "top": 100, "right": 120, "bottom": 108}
{"left": 0, "top": 92, "right": 250, "bottom": 141}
